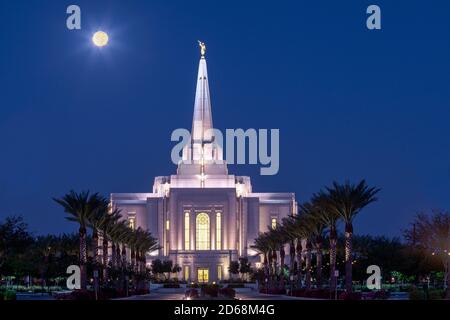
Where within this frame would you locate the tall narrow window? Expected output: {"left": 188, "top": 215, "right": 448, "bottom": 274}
{"left": 271, "top": 217, "right": 277, "bottom": 230}
{"left": 184, "top": 212, "right": 190, "bottom": 250}
{"left": 166, "top": 219, "right": 170, "bottom": 231}
{"left": 216, "top": 212, "right": 222, "bottom": 250}
{"left": 196, "top": 213, "right": 210, "bottom": 250}
{"left": 184, "top": 265, "right": 190, "bottom": 281}
{"left": 217, "top": 265, "right": 222, "bottom": 281}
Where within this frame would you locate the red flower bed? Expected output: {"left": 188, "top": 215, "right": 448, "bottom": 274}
{"left": 203, "top": 285, "right": 219, "bottom": 297}
{"left": 338, "top": 291, "right": 362, "bottom": 300}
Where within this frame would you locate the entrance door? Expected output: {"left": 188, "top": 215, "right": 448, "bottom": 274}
{"left": 197, "top": 268, "right": 209, "bottom": 283}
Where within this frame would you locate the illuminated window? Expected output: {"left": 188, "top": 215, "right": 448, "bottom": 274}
{"left": 128, "top": 217, "right": 136, "bottom": 230}
{"left": 198, "top": 268, "right": 209, "bottom": 283}
{"left": 184, "top": 212, "right": 190, "bottom": 250}
{"left": 166, "top": 219, "right": 170, "bottom": 231}
{"left": 216, "top": 212, "right": 222, "bottom": 250}
{"left": 271, "top": 217, "right": 277, "bottom": 230}
{"left": 184, "top": 265, "right": 190, "bottom": 281}
{"left": 217, "top": 265, "right": 222, "bottom": 281}
{"left": 196, "top": 213, "right": 210, "bottom": 250}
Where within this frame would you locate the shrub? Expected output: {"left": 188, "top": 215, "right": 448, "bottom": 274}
{"left": 97, "top": 288, "right": 117, "bottom": 300}
{"left": 219, "top": 287, "right": 236, "bottom": 299}
{"left": 204, "top": 285, "right": 219, "bottom": 297}
{"left": 428, "top": 289, "right": 444, "bottom": 300}
{"left": 226, "top": 283, "right": 245, "bottom": 289}
{"left": 374, "top": 289, "right": 390, "bottom": 300}
{"left": 3, "top": 290, "right": 16, "bottom": 301}
{"left": 185, "top": 288, "right": 199, "bottom": 299}
{"left": 135, "top": 288, "right": 150, "bottom": 295}
{"left": 409, "top": 288, "right": 424, "bottom": 300}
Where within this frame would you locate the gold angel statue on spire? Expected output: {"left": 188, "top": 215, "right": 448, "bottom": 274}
{"left": 198, "top": 40, "right": 206, "bottom": 57}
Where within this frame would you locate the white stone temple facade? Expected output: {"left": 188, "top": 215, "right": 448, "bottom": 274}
{"left": 111, "top": 46, "right": 297, "bottom": 283}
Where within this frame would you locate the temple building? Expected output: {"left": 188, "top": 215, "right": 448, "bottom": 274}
{"left": 111, "top": 43, "right": 297, "bottom": 283}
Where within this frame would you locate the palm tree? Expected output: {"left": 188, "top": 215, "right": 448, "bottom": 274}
{"left": 269, "top": 227, "right": 289, "bottom": 287}
{"left": 98, "top": 208, "right": 121, "bottom": 281}
{"left": 86, "top": 197, "right": 108, "bottom": 263}
{"left": 301, "top": 202, "right": 327, "bottom": 287}
{"left": 282, "top": 214, "right": 313, "bottom": 288}
{"left": 86, "top": 196, "right": 120, "bottom": 293}
{"left": 134, "top": 229, "right": 159, "bottom": 289}
{"left": 53, "top": 190, "right": 104, "bottom": 290}
{"left": 296, "top": 215, "right": 315, "bottom": 289}
{"left": 310, "top": 193, "right": 340, "bottom": 295}
{"left": 251, "top": 233, "right": 271, "bottom": 282}
{"left": 325, "top": 180, "right": 379, "bottom": 293}
{"left": 110, "top": 222, "right": 131, "bottom": 269}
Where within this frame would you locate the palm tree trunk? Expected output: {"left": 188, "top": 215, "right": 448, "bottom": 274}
{"left": 116, "top": 246, "right": 121, "bottom": 268}
{"left": 272, "top": 250, "right": 278, "bottom": 280}
{"left": 316, "top": 240, "right": 323, "bottom": 287}
{"left": 79, "top": 226, "right": 87, "bottom": 290}
{"left": 280, "top": 245, "right": 285, "bottom": 275}
{"left": 296, "top": 240, "right": 302, "bottom": 287}
{"left": 111, "top": 243, "right": 117, "bottom": 269}
{"left": 445, "top": 236, "right": 450, "bottom": 299}
{"left": 446, "top": 254, "right": 450, "bottom": 299}
{"left": 305, "top": 240, "right": 312, "bottom": 289}
{"left": 267, "top": 251, "right": 273, "bottom": 289}
{"left": 345, "top": 222, "right": 353, "bottom": 293}
{"left": 121, "top": 244, "right": 127, "bottom": 269}
{"left": 131, "top": 249, "right": 136, "bottom": 273}
{"left": 121, "top": 244, "right": 127, "bottom": 293}
{"left": 329, "top": 225, "right": 337, "bottom": 296}
{"left": 289, "top": 241, "right": 295, "bottom": 281}
{"left": 447, "top": 230, "right": 450, "bottom": 299}
{"left": 280, "top": 245, "right": 285, "bottom": 288}
{"left": 140, "top": 251, "right": 146, "bottom": 274}
{"left": 268, "top": 252, "right": 273, "bottom": 276}
{"left": 92, "top": 230, "right": 99, "bottom": 264}
{"left": 92, "top": 229, "right": 99, "bottom": 296}
{"left": 263, "top": 253, "right": 269, "bottom": 282}
{"left": 102, "top": 235, "right": 108, "bottom": 281}
{"left": 136, "top": 251, "right": 140, "bottom": 273}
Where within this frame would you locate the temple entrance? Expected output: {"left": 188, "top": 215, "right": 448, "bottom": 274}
{"left": 197, "top": 268, "right": 209, "bottom": 283}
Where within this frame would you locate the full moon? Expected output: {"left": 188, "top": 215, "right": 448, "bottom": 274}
{"left": 92, "top": 31, "right": 109, "bottom": 47}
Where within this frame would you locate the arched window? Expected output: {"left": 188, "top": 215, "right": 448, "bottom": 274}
{"left": 196, "top": 213, "right": 210, "bottom": 250}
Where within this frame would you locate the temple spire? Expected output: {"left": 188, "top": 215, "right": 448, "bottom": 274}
{"left": 182, "top": 41, "right": 222, "bottom": 162}
{"left": 192, "top": 41, "right": 213, "bottom": 144}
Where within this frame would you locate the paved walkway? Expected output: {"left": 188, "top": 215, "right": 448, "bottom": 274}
{"left": 236, "top": 291, "right": 318, "bottom": 300}
{"left": 120, "top": 292, "right": 185, "bottom": 300}
{"left": 121, "top": 288, "right": 317, "bottom": 300}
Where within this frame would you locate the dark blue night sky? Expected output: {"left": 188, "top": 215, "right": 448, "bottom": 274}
{"left": 0, "top": 0, "right": 449, "bottom": 237}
